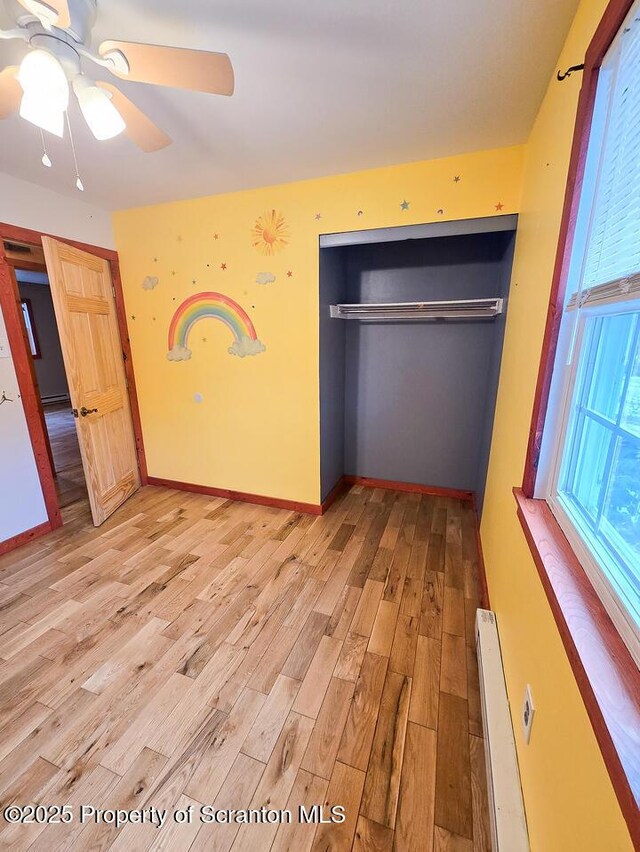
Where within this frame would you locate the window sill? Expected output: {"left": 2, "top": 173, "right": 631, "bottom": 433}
{"left": 514, "top": 488, "right": 640, "bottom": 845}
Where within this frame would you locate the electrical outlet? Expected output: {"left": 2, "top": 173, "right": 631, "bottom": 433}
{"left": 522, "top": 684, "right": 535, "bottom": 744}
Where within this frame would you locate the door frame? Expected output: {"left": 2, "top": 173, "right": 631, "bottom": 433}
{"left": 0, "top": 221, "right": 148, "bottom": 541}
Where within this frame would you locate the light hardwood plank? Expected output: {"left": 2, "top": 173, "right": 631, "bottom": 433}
{"left": 241, "top": 675, "right": 300, "bottom": 763}
{"left": 395, "top": 721, "right": 437, "bottom": 851}
{"left": 353, "top": 814, "right": 394, "bottom": 851}
{"left": 292, "top": 635, "right": 343, "bottom": 719}
{"left": 310, "top": 761, "right": 365, "bottom": 852}
{"left": 337, "top": 652, "right": 388, "bottom": 772}
{"left": 440, "top": 632, "right": 467, "bottom": 699}
{"left": 301, "top": 677, "right": 355, "bottom": 779}
{"left": 435, "top": 693, "right": 472, "bottom": 840}
{"left": 360, "top": 670, "right": 411, "bottom": 828}
{"left": 409, "top": 635, "right": 441, "bottom": 729}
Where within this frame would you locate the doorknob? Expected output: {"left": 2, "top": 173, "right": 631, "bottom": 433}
{"left": 79, "top": 406, "right": 98, "bottom": 417}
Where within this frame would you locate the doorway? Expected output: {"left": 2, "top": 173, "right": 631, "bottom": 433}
{"left": 16, "top": 267, "right": 88, "bottom": 512}
{"left": 0, "top": 225, "right": 147, "bottom": 542}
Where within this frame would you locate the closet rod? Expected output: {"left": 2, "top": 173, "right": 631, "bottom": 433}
{"left": 330, "top": 297, "right": 503, "bottom": 321}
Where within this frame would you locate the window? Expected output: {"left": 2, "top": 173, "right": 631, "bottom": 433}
{"left": 542, "top": 3, "right": 640, "bottom": 664}
{"left": 20, "top": 298, "right": 41, "bottom": 359}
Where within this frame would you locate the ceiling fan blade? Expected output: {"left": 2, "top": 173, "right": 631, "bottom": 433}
{"left": 99, "top": 41, "right": 234, "bottom": 96}
{"left": 96, "top": 82, "right": 172, "bottom": 153}
{"left": 0, "top": 66, "right": 22, "bottom": 119}
{"left": 16, "top": 0, "right": 70, "bottom": 29}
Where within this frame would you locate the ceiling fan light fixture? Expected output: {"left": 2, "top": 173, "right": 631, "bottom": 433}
{"left": 73, "top": 77, "right": 125, "bottom": 140}
{"left": 17, "top": 49, "right": 68, "bottom": 136}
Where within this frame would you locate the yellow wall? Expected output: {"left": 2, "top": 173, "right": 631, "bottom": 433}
{"left": 481, "top": 0, "right": 633, "bottom": 849}
{"left": 113, "top": 146, "right": 523, "bottom": 503}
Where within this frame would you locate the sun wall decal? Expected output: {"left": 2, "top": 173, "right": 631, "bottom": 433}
{"left": 251, "top": 209, "right": 290, "bottom": 256}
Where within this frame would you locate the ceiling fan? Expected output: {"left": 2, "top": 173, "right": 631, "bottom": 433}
{"left": 0, "top": 0, "right": 234, "bottom": 152}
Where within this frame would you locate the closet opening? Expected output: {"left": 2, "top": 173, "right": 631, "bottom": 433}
{"left": 319, "top": 215, "right": 517, "bottom": 514}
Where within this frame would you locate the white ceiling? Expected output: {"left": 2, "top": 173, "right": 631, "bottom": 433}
{"left": 0, "top": 0, "right": 579, "bottom": 211}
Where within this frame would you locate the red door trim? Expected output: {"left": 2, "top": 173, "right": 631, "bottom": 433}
{"left": 0, "top": 221, "right": 147, "bottom": 551}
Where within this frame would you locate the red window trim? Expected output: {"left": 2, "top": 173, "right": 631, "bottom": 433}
{"left": 517, "top": 2, "right": 640, "bottom": 841}
{"left": 522, "top": 0, "right": 635, "bottom": 497}
{"left": 515, "top": 490, "right": 640, "bottom": 845}
{"left": 19, "top": 297, "right": 41, "bottom": 359}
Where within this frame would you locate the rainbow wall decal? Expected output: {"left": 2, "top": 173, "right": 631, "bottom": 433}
{"left": 167, "top": 292, "right": 265, "bottom": 360}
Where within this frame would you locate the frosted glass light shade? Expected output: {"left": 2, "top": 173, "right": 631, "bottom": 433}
{"left": 18, "top": 49, "right": 68, "bottom": 137}
{"left": 75, "top": 82, "right": 125, "bottom": 140}
{"left": 20, "top": 93, "right": 64, "bottom": 136}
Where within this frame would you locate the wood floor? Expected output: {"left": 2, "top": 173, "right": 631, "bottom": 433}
{"left": 43, "top": 404, "right": 88, "bottom": 510}
{"left": 0, "top": 484, "right": 490, "bottom": 851}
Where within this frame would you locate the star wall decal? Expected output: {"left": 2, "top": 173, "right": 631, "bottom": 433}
{"left": 221, "top": 263, "right": 227, "bottom": 270}
{"left": 495, "top": 202, "right": 504, "bottom": 211}
{"left": 213, "top": 233, "right": 219, "bottom": 240}
{"left": 287, "top": 270, "right": 293, "bottom": 278}
{"left": 453, "top": 176, "right": 461, "bottom": 183}
{"left": 315, "top": 213, "right": 322, "bottom": 220}
{"left": 400, "top": 200, "right": 410, "bottom": 210}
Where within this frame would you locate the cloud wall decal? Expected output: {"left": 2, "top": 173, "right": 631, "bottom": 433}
{"left": 256, "top": 272, "right": 276, "bottom": 285}
{"left": 143, "top": 275, "right": 159, "bottom": 290}
{"left": 228, "top": 336, "right": 266, "bottom": 358}
{"left": 167, "top": 344, "right": 192, "bottom": 362}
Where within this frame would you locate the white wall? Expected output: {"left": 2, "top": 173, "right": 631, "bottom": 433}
{"left": 0, "top": 309, "right": 47, "bottom": 540}
{"left": 0, "top": 171, "right": 112, "bottom": 546}
{"left": 0, "top": 171, "right": 114, "bottom": 248}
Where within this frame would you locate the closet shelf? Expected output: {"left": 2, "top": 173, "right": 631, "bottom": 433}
{"left": 329, "top": 297, "right": 504, "bottom": 321}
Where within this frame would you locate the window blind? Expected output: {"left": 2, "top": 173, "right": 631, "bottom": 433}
{"left": 583, "top": 12, "right": 640, "bottom": 289}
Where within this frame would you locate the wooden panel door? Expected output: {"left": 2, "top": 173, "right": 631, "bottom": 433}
{"left": 42, "top": 238, "right": 140, "bottom": 525}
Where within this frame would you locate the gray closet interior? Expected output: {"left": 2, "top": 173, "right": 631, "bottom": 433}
{"left": 319, "top": 216, "right": 517, "bottom": 512}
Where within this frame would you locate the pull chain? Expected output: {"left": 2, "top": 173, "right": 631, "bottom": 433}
{"left": 39, "top": 129, "right": 52, "bottom": 168}
{"left": 65, "top": 111, "right": 84, "bottom": 191}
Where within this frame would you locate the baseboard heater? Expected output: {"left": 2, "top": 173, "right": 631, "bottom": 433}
{"left": 42, "top": 394, "right": 70, "bottom": 405}
{"left": 476, "top": 609, "right": 529, "bottom": 851}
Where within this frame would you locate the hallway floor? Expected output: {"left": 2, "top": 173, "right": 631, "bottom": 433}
{"left": 44, "top": 404, "right": 88, "bottom": 511}
{"left": 0, "top": 484, "right": 490, "bottom": 850}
